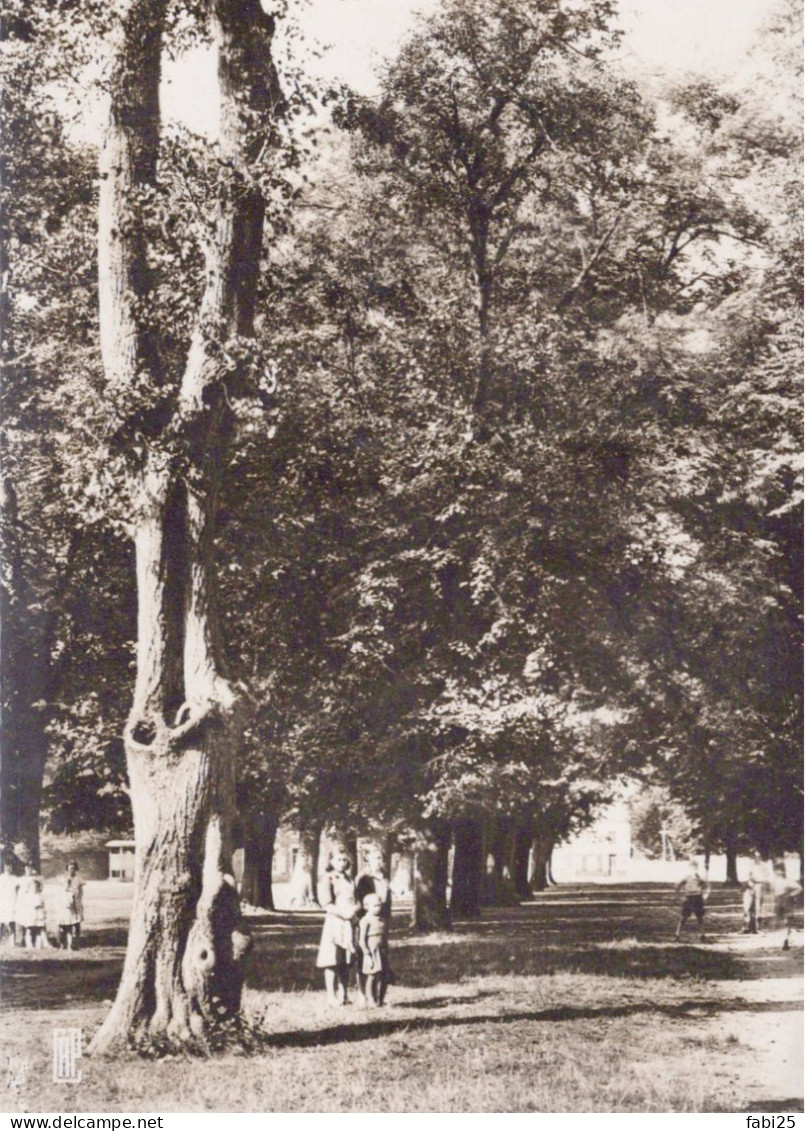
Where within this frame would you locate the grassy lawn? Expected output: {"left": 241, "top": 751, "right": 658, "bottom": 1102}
{"left": 0, "top": 885, "right": 801, "bottom": 1113}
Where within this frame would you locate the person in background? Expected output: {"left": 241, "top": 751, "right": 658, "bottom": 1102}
{"left": 674, "top": 859, "right": 710, "bottom": 942}
{"left": 355, "top": 844, "right": 393, "bottom": 1004}
{"left": 16, "top": 858, "right": 49, "bottom": 948}
{"left": 771, "top": 861, "right": 802, "bottom": 951}
{"left": 56, "top": 861, "right": 84, "bottom": 951}
{"left": 315, "top": 846, "right": 359, "bottom": 1006}
{"left": 358, "top": 892, "right": 390, "bottom": 1007}
{"left": 0, "top": 853, "right": 18, "bottom": 946}
{"left": 743, "top": 853, "right": 768, "bottom": 934}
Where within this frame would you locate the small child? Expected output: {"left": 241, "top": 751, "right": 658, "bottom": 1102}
{"left": 358, "top": 893, "right": 389, "bottom": 1006}
{"left": 674, "top": 860, "right": 709, "bottom": 942}
{"left": 16, "top": 863, "right": 49, "bottom": 949}
{"left": 0, "top": 855, "right": 18, "bottom": 946}
{"left": 56, "top": 861, "right": 84, "bottom": 951}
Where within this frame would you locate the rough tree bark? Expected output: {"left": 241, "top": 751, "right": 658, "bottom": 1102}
{"left": 90, "top": 0, "right": 282, "bottom": 1054}
{"left": 411, "top": 823, "right": 451, "bottom": 931}
{"left": 240, "top": 809, "right": 278, "bottom": 910}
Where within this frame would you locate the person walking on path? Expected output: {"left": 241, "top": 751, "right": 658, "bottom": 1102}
{"left": 355, "top": 844, "right": 392, "bottom": 1004}
{"left": 743, "top": 854, "right": 769, "bottom": 934}
{"left": 770, "top": 862, "right": 802, "bottom": 950}
{"left": 316, "top": 846, "right": 359, "bottom": 1006}
{"left": 674, "top": 859, "right": 710, "bottom": 942}
{"left": 56, "top": 861, "right": 84, "bottom": 950}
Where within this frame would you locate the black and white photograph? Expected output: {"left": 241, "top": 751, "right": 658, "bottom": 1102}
{"left": 0, "top": 0, "right": 802, "bottom": 1116}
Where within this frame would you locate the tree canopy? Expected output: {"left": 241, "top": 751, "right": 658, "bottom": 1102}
{"left": 0, "top": 0, "right": 800, "bottom": 1046}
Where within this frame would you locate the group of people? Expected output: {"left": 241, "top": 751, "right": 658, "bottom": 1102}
{"left": 674, "top": 856, "right": 802, "bottom": 948}
{"left": 316, "top": 844, "right": 392, "bottom": 1008}
{"left": 0, "top": 850, "right": 84, "bottom": 950}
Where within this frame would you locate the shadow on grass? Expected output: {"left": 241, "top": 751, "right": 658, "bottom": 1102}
{"left": 0, "top": 890, "right": 792, "bottom": 1012}
{"left": 243, "top": 934, "right": 749, "bottom": 994}
{"left": 0, "top": 955, "right": 122, "bottom": 1009}
{"left": 264, "top": 994, "right": 803, "bottom": 1051}
{"left": 81, "top": 926, "right": 129, "bottom": 948}
{"left": 742, "top": 1100, "right": 805, "bottom": 1114}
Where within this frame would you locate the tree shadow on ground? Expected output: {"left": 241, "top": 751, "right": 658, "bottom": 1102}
{"left": 243, "top": 931, "right": 749, "bottom": 992}
{"left": 742, "top": 1100, "right": 805, "bottom": 1113}
{"left": 0, "top": 888, "right": 796, "bottom": 1010}
{"left": 0, "top": 955, "right": 122, "bottom": 1009}
{"left": 262, "top": 994, "right": 802, "bottom": 1051}
{"left": 80, "top": 926, "right": 129, "bottom": 948}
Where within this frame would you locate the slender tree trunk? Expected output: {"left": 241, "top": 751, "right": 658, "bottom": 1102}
{"left": 0, "top": 478, "right": 49, "bottom": 867}
{"left": 469, "top": 204, "right": 494, "bottom": 416}
{"left": 724, "top": 835, "right": 739, "bottom": 885}
{"left": 451, "top": 818, "right": 483, "bottom": 918}
{"left": 380, "top": 832, "right": 395, "bottom": 879}
{"left": 530, "top": 835, "right": 554, "bottom": 892}
{"left": 240, "top": 810, "right": 277, "bottom": 910}
{"left": 411, "top": 824, "right": 451, "bottom": 932}
{"left": 90, "top": 0, "right": 282, "bottom": 1054}
{"left": 512, "top": 827, "right": 532, "bottom": 899}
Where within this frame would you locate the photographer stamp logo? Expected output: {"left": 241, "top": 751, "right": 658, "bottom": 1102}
{"left": 53, "top": 1028, "right": 82, "bottom": 1083}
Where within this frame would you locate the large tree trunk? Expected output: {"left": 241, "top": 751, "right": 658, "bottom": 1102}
{"left": 411, "top": 824, "right": 451, "bottom": 932}
{"left": 240, "top": 810, "right": 278, "bottom": 910}
{"left": 90, "top": 0, "right": 281, "bottom": 1054}
{"left": 450, "top": 818, "right": 484, "bottom": 918}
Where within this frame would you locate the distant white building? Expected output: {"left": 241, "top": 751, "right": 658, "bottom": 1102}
{"left": 551, "top": 800, "right": 634, "bottom": 882}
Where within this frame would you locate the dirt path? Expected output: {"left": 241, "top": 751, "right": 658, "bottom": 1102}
{"left": 703, "top": 936, "right": 803, "bottom": 1111}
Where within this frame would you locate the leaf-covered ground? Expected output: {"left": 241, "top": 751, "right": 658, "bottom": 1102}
{"left": 0, "top": 884, "right": 801, "bottom": 1112}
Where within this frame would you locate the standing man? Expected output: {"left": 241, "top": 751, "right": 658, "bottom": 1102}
{"left": 743, "top": 854, "right": 768, "bottom": 934}
{"left": 674, "top": 859, "right": 710, "bottom": 942}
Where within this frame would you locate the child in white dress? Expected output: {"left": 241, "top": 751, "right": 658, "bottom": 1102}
{"left": 0, "top": 855, "right": 18, "bottom": 945}
{"left": 358, "top": 893, "right": 389, "bottom": 1006}
{"left": 16, "top": 863, "right": 49, "bottom": 948}
{"left": 56, "top": 861, "right": 84, "bottom": 950}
